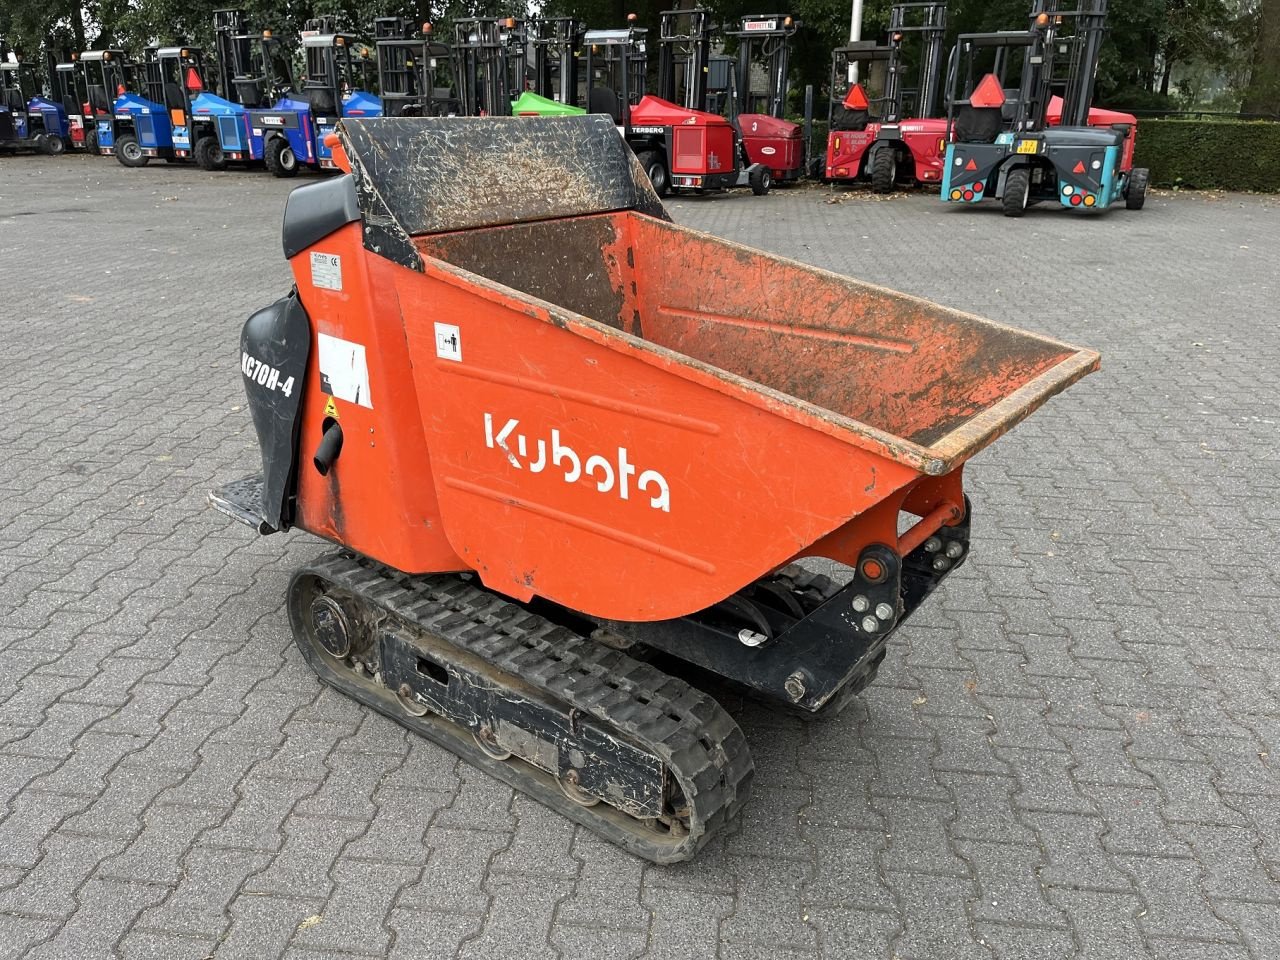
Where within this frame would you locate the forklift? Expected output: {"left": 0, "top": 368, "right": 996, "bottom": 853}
{"left": 0, "top": 52, "right": 69, "bottom": 155}
{"left": 105, "top": 45, "right": 221, "bottom": 168}
{"left": 726, "top": 14, "right": 805, "bottom": 183}
{"left": 511, "top": 17, "right": 589, "bottom": 115}
{"left": 451, "top": 17, "right": 528, "bottom": 116}
{"left": 249, "top": 20, "right": 382, "bottom": 178}
{"left": 620, "top": 10, "right": 770, "bottom": 196}
{"left": 941, "top": 0, "right": 1148, "bottom": 215}
{"left": 375, "top": 17, "right": 459, "bottom": 117}
{"left": 825, "top": 2, "right": 949, "bottom": 192}
{"left": 50, "top": 54, "right": 90, "bottom": 150}
{"left": 530, "top": 17, "right": 583, "bottom": 105}
{"left": 78, "top": 49, "right": 129, "bottom": 155}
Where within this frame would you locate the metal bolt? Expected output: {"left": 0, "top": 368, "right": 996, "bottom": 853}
{"left": 861, "top": 616, "right": 879, "bottom": 633}
{"left": 932, "top": 556, "right": 951, "bottom": 572}
{"left": 924, "top": 536, "right": 942, "bottom": 553}
{"left": 565, "top": 768, "right": 580, "bottom": 786}
{"left": 852, "top": 594, "right": 870, "bottom": 612}
{"left": 398, "top": 683, "right": 412, "bottom": 699}
{"left": 738, "top": 629, "right": 768, "bottom": 647}
{"left": 945, "top": 542, "right": 964, "bottom": 559}
{"left": 784, "top": 672, "right": 807, "bottom": 702}
{"left": 875, "top": 602, "right": 894, "bottom": 621}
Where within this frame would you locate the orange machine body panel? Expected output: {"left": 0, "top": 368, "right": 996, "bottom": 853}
{"left": 286, "top": 191, "right": 1097, "bottom": 622}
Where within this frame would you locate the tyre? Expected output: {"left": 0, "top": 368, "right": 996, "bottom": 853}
{"left": 115, "top": 134, "right": 148, "bottom": 168}
{"left": 1125, "top": 167, "right": 1149, "bottom": 210}
{"left": 85, "top": 127, "right": 98, "bottom": 154}
{"left": 1002, "top": 167, "right": 1030, "bottom": 218}
{"left": 870, "top": 147, "right": 896, "bottom": 194}
{"left": 264, "top": 136, "right": 299, "bottom": 178}
{"left": 38, "top": 134, "right": 66, "bottom": 156}
{"left": 748, "top": 165, "right": 771, "bottom": 196}
{"left": 194, "top": 135, "right": 227, "bottom": 171}
{"left": 635, "top": 149, "right": 669, "bottom": 197}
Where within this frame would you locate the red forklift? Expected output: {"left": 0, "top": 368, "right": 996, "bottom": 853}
{"left": 613, "top": 10, "right": 769, "bottom": 196}
{"left": 50, "top": 54, "right": 90, "bottom": 149}
{"left": 826, "top": 2, "right": 949, "bottom": 191}
{"left": 727, "top": 14, "right": 805, "bottom": 183}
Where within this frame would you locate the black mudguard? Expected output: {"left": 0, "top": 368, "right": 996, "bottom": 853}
{"left": 240, "top": 290, "right": 310, "bottom": 531}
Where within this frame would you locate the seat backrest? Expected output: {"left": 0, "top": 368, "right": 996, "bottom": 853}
{"left": 831, "top": 105, "right": 870, "bottom": 132}
{"left": 588, "top": 86, "right": 620, "bottom": 123}
{"left": 954, "top": 104, "right": 1001, "bottom": 143}
{"left": 88, "top": 84, "right": 110, "bottom": 111}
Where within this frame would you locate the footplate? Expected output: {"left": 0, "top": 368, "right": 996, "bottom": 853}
{"left": 208, "top": 473, "right": 271, "bottom": 533}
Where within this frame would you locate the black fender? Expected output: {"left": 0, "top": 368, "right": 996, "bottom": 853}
{"left": 240, "top": 290, "right": 310, "bottom": 531}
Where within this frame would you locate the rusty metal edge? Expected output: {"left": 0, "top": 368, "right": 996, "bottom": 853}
{"left": 413, "top": 216, "right": 1101, "bottom": 478}
{"left": 929, "top": 349, "right": 1101, "bottom": 466}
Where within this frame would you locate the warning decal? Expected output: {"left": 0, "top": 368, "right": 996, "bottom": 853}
{"left": 317, "top": 333, "right": 373, "bottom": 409}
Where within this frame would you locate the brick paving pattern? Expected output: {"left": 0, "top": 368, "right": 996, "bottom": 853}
{"left": 1, "top": 155, "right": 1277, "bottom": 959}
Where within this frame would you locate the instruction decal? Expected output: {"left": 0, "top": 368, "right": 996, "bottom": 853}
{"left": 435, "top": 322, "right": 462, "bottom": 362}
{"left": 310, "top": 252, "right": 343, "bottom": 291}
{"left": 324, "top": 396, "right": 339, "bottom": 420}
{"left": 317, "top": 333, "right": 373, "bottom": 409}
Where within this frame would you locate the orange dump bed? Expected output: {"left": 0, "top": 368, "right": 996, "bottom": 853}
{"left": 280, "top": 116, "right": 1098, "bottom": 622}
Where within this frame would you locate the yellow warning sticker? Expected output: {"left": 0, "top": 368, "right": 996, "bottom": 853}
{"left": 324, "top": 395, "right": 339, "bottom": 420}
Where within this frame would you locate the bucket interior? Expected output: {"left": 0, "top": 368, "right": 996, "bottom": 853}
{"left": 414, "top": 211, "right": 1077, "bottom": 448}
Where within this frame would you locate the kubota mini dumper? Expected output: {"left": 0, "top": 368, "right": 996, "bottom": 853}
{"left": 212, "top": 116, "right": 1099, "bottom": 863}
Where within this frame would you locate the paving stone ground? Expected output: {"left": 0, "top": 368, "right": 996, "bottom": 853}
{"left": 1, "top": 153, "right": 1277, "bottom": 960}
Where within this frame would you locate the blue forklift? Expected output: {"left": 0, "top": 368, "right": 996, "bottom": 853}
{"left": 108, "top": 45, "right": 246, "bottom": 169}
{"left": 248, "top": 19, "right": 382, "bottom": 178}
{"left": 1, "top": 48, "right": 71, "bottom": 155}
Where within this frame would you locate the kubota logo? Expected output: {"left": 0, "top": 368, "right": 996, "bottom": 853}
{"left": 484, "top": 414, "right": 671, "bottom": 512}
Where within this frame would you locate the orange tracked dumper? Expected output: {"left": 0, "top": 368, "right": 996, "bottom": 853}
{"left": 212, "top": 115, "right": 1098, "bottom": 862}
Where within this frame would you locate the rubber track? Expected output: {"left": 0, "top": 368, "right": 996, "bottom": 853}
{"left": 292, "top": 551, "right": 755, "bottom": 863}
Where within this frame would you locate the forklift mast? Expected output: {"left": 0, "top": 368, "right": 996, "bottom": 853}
{"left": 656, "top": 8, "right": 713, "bottom": 110}
{"left": 376, "top": 18, "right": 455, "bottom": 116}
{"left": 583, "top": 17, "right": 647, "bottom": 125}
{"left": 452, "top": 17, "right": 527, "bottom": 116}
{"left": 213, "top": 8, "right": 253, "bottom": 103}
{"left": 885, "top": 2, "right": 947, "bottom": 120}
{"left": 1045, "top": 0, "right": 1108, "bottom": 127}
{"left": 728, "top": 14, "right": 797, "bottom": 119}
{"left": 946, "top": 0, "right": 1108, "bottom": 138}
{"left": 530, "top": 17, "right": 583, "bottom": 105}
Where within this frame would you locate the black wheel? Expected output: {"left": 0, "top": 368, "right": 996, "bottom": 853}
{"left": 1125, "top": 167, "right": 1149, "bottom": 210}
{"left": 84, "top": 127, "right": 98, "bottom": 154}
{"left": 635, "top": 149, "right": 669, "bottom": 197}
{"left": 870, "top": 147, "right": 896, "bottom": 194}
{"left": 1002, "top": 167, "right": 1030, "bottom": 218}
{"left": 748, "top": 165, "right": 771, "bottom": 196}
{"left": 193, "top": 135, "right": 227, "bottom": 171}
{"left": 264, "top": 136, "right": 299, "bottom": 178}
{"left": 38, "top": 134, "right": 66, "bottom": 156}
{"left": 115, "top": 134, "right": 148, "bottom": 168}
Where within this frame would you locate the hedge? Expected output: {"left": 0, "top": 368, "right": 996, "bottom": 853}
{"left": 1133, "top": 119, "right": 1280, "bottom": 192}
